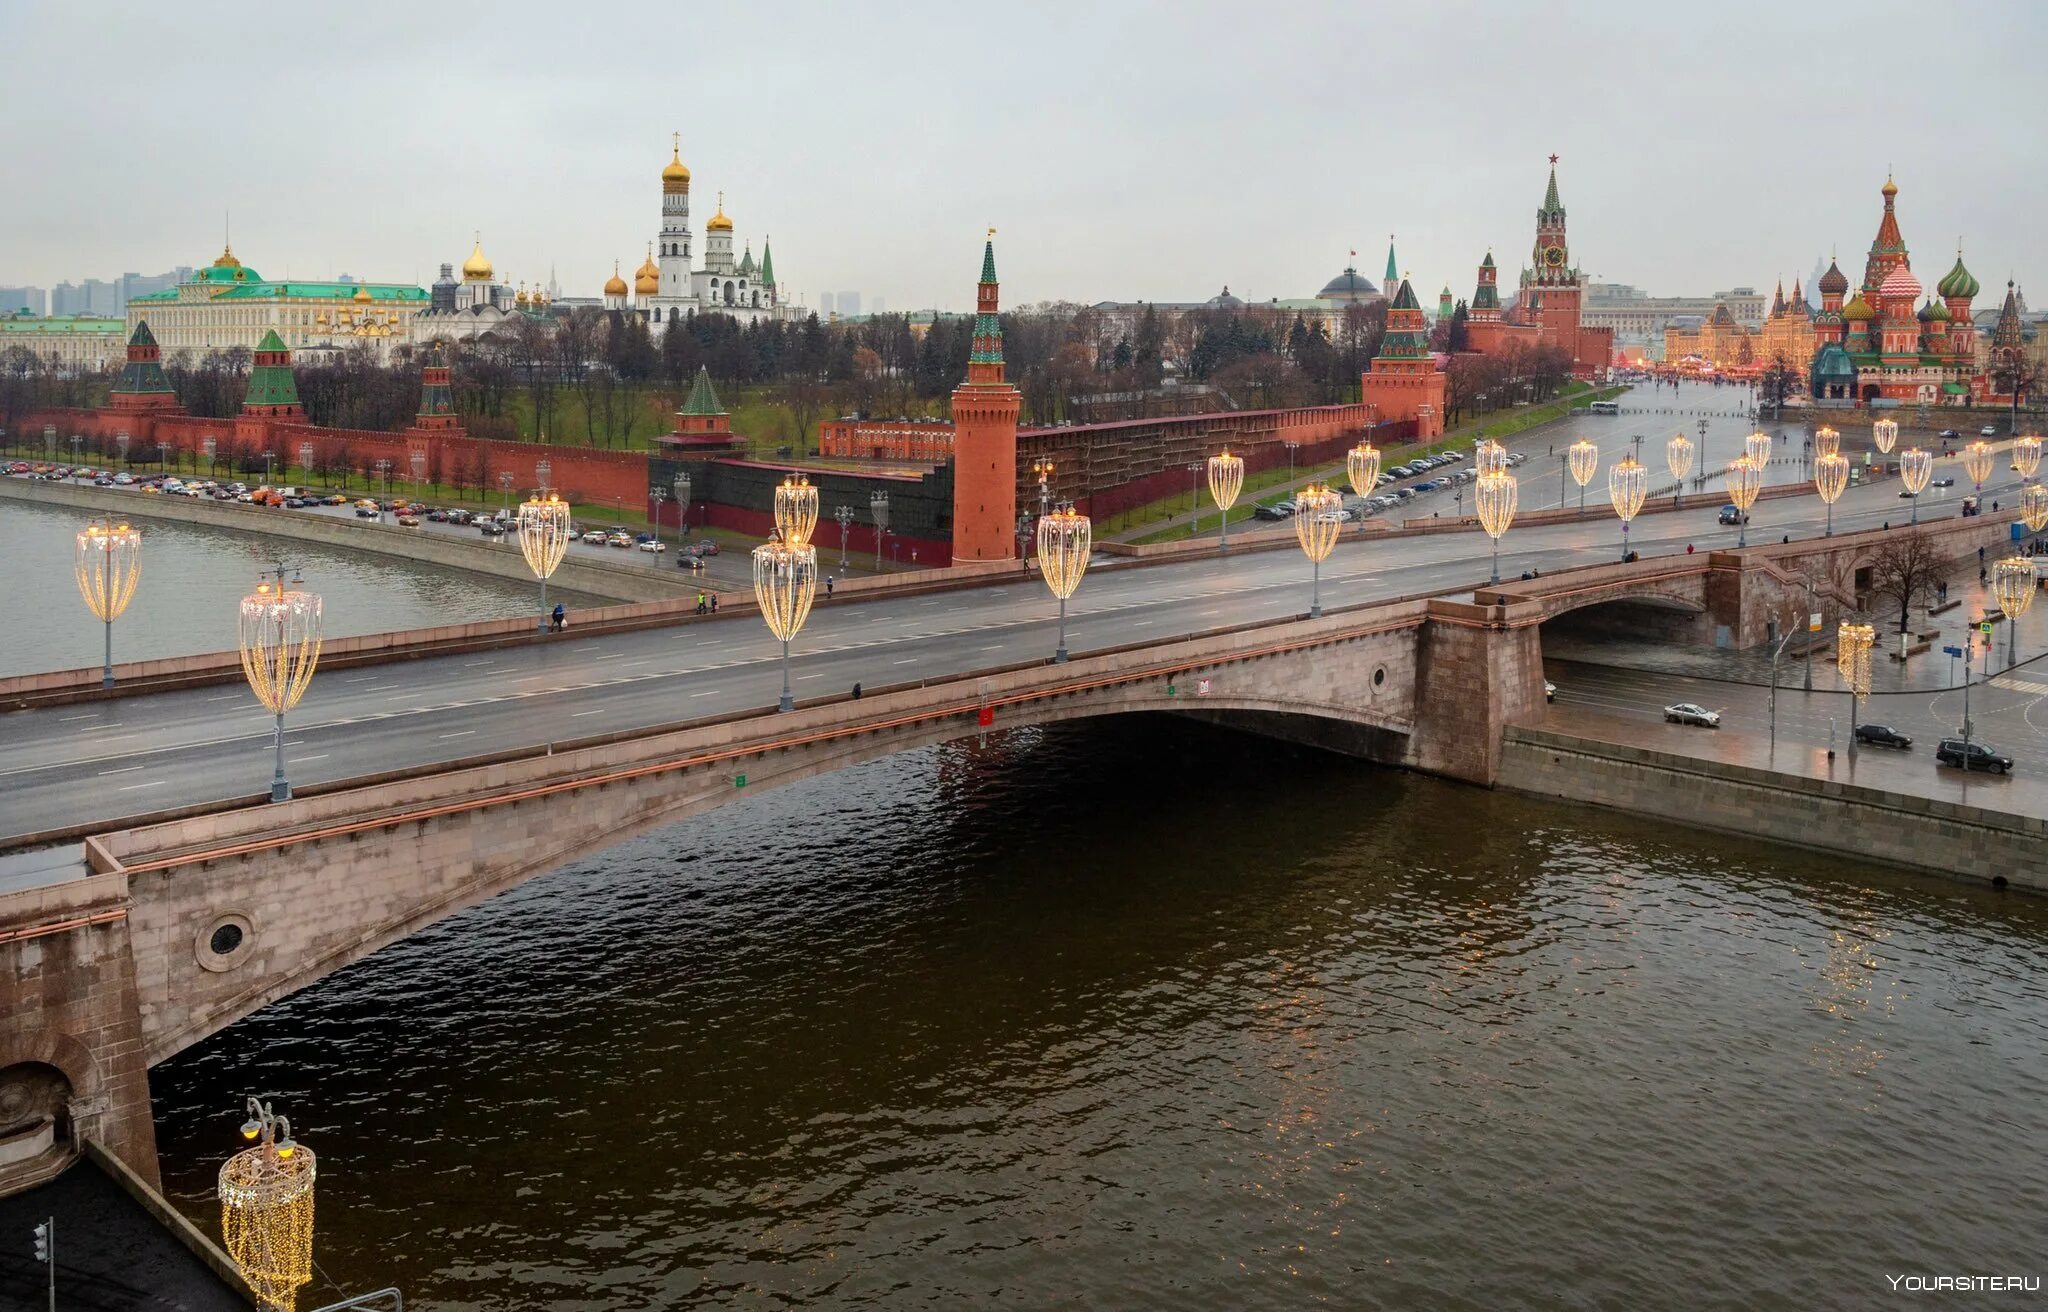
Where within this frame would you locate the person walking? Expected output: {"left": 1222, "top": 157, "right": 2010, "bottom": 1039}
{"left": 851, "top": 682, "right": 862, "bottom": 700}
{"left": 696, "top": 591, "right": 707, "bottom": 615}
{"left": 825, "top": 575, "right": 835, "bottom": 600}
{"left": 552, "top": 602, "right": 565, "bottom": 632}
{"left": 709, "top": 593, "right": 719, "bottom": 613}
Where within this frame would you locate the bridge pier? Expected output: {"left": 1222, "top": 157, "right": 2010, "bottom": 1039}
{"left": 1409, "top": 598, "right": 1547, "bottom": 786}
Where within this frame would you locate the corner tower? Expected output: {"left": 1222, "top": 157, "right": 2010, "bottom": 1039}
{"left": 241, "top": 330, "right": 305, "bottom": 420}
{"left": 1361, "top": 278, "right": 1447, "bottom": 440}
{"left": 950, "top": 234, "right": 1021, "bottom": 565}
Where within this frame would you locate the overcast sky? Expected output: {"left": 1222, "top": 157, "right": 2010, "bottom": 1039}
{"left": 4, "top": 1, "right": 2043, "bottom": 313}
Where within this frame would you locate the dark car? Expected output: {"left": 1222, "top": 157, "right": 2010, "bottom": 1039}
{"left": 1934, "top": 739, "right": 2013, "bottom": 773}
{"left": 1931, "top": 476, "right": 1955, "bottom": 488}
{"left": 1854, "top": 723, "right": 1912, "bottom": 749}
{"left": 1938, "top": 428, "right": 1961, "bottom": 440}
{"left": 1718, "top": 504, "right": 1749, "bottom": 525}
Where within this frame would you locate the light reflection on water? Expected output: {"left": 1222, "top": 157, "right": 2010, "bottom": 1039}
{"left": 0, "top": 495, "right": 598, "bottom": 676}
{"left": 149, "top": 717, "right": 2048, "bottom": 1308}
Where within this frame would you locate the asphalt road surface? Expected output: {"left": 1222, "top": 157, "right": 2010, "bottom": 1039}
{"left": 1, "top": 463, "right": 2033, "bottom": 845}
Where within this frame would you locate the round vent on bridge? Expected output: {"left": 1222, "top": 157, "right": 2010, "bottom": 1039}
{"left": 196, "top": 912, "right": 256, "bottom": 973}
{"left": 1372, "top": 666, "right": 1387, "bottom": 690}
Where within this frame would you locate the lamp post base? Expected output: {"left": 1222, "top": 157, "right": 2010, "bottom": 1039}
{"left": 270, "top": 779, "right": 292, "bottom": 803}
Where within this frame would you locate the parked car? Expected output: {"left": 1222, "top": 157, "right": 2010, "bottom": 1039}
{"left": 1934, "top": 739, "right": 2012, "bottom": 773}
{"left": 692, "top": 540, "right": 720, "bottom": 556}
{"left": 1718, "top": 504, "right": 1749, "bottom": 525}
{"left": 581, "top": 528, "right": 609, "bottom": 544}
{"left": 1663, "top": 702, "right": 1721, "bottom": 727}
{"left": 1414, "top": 480, "right": 1441, "bottom": 493}
{"left": 397, "top": 514, "right": 422, "bottom": 527}
{"left": 446, "top": 508, "right": 474, "bottom": 525}
{"left": 1854, "top": 723, "right": 1913, "bottom": 749}
{"left": 1980, "top": 425, "right": 1999, "bottom": 437}
{"left": 478, "top": 519, "right": 506, "bottom": 536}
{"left": 1899, "top": 489, "right": 1919, "bottom": 498}
{"left": 1938, "top": 428, "right": 1961, "bottom": 440}
{"left": 1253, "top": 504, "right": 1291, "bottom": 521}
{"left": 1505, "top": 452, "right": 1526, "bottom": 466}
{"left": 639, "top": 539, "right": 666, "bottom": 552}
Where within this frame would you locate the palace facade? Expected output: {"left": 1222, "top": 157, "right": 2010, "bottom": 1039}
{"left": 126, "top": 245, "right": 429, "bottom": 360}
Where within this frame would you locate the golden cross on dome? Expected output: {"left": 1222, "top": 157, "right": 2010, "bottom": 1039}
{"left": 673, "top": 130, "right": 680, "bottom": 154}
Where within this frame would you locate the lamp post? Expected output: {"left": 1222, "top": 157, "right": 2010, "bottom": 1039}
{"left": 498, "top": 471, "right": 514, "bottom": 515}
{"left": 1185, "top": 461, "right": 1202, "bottom": 536}
{"left": 74, "top": 518, "right": 142, "bottom": 687}
{"left": 1036, "top": 502, "right": 1092, "bottom": 662}
{"left": 1567, "top": 438, "right": 1598, "bottom": 513}
{"left": 1473, "top": 439, "right": 1506, "bottom": 478}
{"left": 649, "top": 486, "right": 668, "bottom": 546}
{"left": 2013, "top": 434, "right": 2043, "bottom": 481}
{"left": 1032, "top": 459, "right": 1056, "bottom": 520}
{"left": 203, "top": 435, "right": 217, "bottom": 484}
{"left": 238, "top": 568, "right": 322, "bottom": 803}
{"left": 1899, "top": 447, "right": 1933, "bottom": 524}
{"left": 516, "top": 492, "right": 572, "bottom": 631}
{"left": 219, "top": 1097, "right": 316, "bottom": 1312}
{"left": 752, "top": 535, "right": 818, "bottom": 711}
{"left": 1666, "top": 431, "right": 1693, "bottom": 506}
{"left": 535, "top": 458, "right": 553, "bottom": 493}
{"left": 774, "top": 473, "right": 819, "bottom": 545}
{"left": 1963, "top": 440, "right": 1993, "bottom": 496}
{"left": 1292, "top": 483, "right": 1343, "bottom": 618}
{"left": 1814, "top": 425, "right": 1839, "bottom": 461}
{"left": 1991, "top": 557, "right": 2038, "bottom": 667}
{"left": 373, "top": 459, "right": 391, "bottom": 511}
{"left": 1744, "top": 430, "right": 1772, "bottom": 469}
{"left": 69, "top": 435, "right": 82, "bottom": 477}
{"left": 1872, "top": 417, "right": 1898, "bottom": 455}
{"left": 296, "top": 442, "right": 314, "bottom": 484}
{"left": 1695, "top": 417, "right": 1709, "bottom": 489}
{"left": 1608, "top": 455, "right": 1647, "bottom": 561}
{"left": 116, "top": 432, "right": 130, "bottom": 467}
{"left": 408, "top": 449, "right": 427, "bottom": 499}
{"left": 1475, "top": 471, "right": 1518, "bottom": 585}
{"left": 869, "top": 490, "right": 890, "bottom": 570}
{"left": 1727, "top": 455, "right": 1764, "bottom": 547}
{"left": 1208, "top": 450, "right": 1244, "bottom": 550}
{"left": 673, "top": 471, "right": 693, "bottom": 541}
{"left": 1836, "top": 621, "right": 1874, "bottom": 745}
{"left": 834, "top": 504, "right": 855, "bottom": 568}
{"left": 261, "top": 450, "right": 276, "bottom": 488}
{"left": 2022, "top": 482, "right": 2048, "bottom": 537}
{"left": 1285, "top": 441, "right": 1298, "bottom": 482}
{"left": 158, "top": 440, "right": 171, "bottom": 473}
{"left": 1814, "top": 451, "right": 1849, "bottom": 537}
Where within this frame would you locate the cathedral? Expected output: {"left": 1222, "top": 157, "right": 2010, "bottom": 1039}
{"left": 602, "top": 136, "right": 799, "bottom": 329}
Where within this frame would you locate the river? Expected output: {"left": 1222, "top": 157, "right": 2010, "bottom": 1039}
{"left": 146, "top": 716, "right": 2048, "bottom": 1308}
{"left": 0, "top": 495, "right": 595, "bottom": 677}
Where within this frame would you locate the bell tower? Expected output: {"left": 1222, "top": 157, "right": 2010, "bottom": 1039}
{"left": 950, "top": 234, "right": 1021, "bottom": 565}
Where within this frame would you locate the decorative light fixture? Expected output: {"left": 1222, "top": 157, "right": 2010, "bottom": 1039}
{"left": 219, "top": 1097, "right": 316, "bottom": 1312}
{"left": 1473, "top": 439, "right": 1507, "bottom": 478}
{"left": 1726, "top": 456, "right": 1764, "bottom": 547}
{"left": 1207, "top": 451, "right": 1244, "bottom": 550}
{"left": 1900, "top": 447, "right": 1934, "bottom": 524}
{"left": 1991, "top": 557, "right": 2038, "bottom": 665}
{"left": 1035, "top": 502, "right": 1092, "bottom": 662}
{"left": 869, "top": 490, "right": 890, "bottom": 570}
{"left": 1567, "top": 438, "right": 1598, "bottom": 512}
{"left": 1814, "top": 426, "right": 1840, "bottom": 459}
{"left": 773, "top": 473, "right": 819, "bottom": 545}
{"left": 2022, "top": 482, "right": 2048, "bottom": 534}
{"left": 1962, "top": 440, "right": 1994, "bottom": 490}
{"left": 1475, "top": 472, "right": 1518, "bottom": 585}
{"left": 1347, "top": 440, "right": 1383, "bottom": 495}
{"left": 673, "top": 471, "right": 693, "bottom": 537}
{"left": 1665, "top": 431, "right": 1694, "bottom": 490}
{"left": 238, "top": 571, "right": 322, "bottom": 803}
{"left": 516, "top": 493, "right": 572, "bottom": 631}
{"left": 1292, "top": 483, "right": 1343, "bottom": 617}
{"left": 296, "top": 441, "right": 315, "bottom": 477}
{"left": 1607, "top": 456, "right": 1648, "bottom": 561}
{"left": 74, "top": 518, "right": 141, "bottom": 688}
{"left": 2012, "top": 434, "right": 2042, "bottom": 480}
{"left": 1872, "top": 417, "right": 1899, "bottom": 454}
{"left": 1745, "top": 431, "right": 1773, "bottom": 467}
{"left": 752, "top": 536, "right": 818, "bottom": 710}
{"left": 1837, "top": 621, "right": 1874, "bottom": 739}
{"left": 1813, "top": 451, "right": 1850, "bottom": 537}
{"left": 408, "top": 449, "right": 427, "bottom": 486}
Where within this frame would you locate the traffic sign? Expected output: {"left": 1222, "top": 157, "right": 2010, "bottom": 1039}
{"left": 1943, "top": 645, "right": 1964, "bottom": 658}
{"left": 1980, "top": 622, "right": 1995, "bottom": 636}
{"left": 1808, "top": 612, "right": 1823, "bottom": 633}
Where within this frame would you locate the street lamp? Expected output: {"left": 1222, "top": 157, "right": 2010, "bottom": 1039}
{"left": 498, "top": 471, "right": 514, "bottom": 515}
{"left": 869, "top": 490, "right": 890, "bottom": 569}
{"left": 238, "top": 569, "right": 322, "bottom": 803}
{"left": 1900, "top": 447, "right": 1933, "bottom": 524}
{"left": 203, "top": 435, "right": 217, "bottom": 483}
{"left": 1991, "top": 557, "right": 2038, "bottom": 666}
{"left": 2022, "top": 482, "right": 2048, "bottom": 535}
{"left": 535, "top": 459, "right": 553, "bottom": 493}
{"left": 1814, "top": 451, "right": 1849, "bottom": 537}
{"left": 1185, "top": 461, "right": 1203, "bottom": 536}
{"left": 752, "top": 535, "right": 818, "bottom": 712}
{"left": 1837, "top": 622, "right": 1874, "bottom": 744}
{"left": 218, "top": 1097, "right": 316, "bottom": 1312}
{"left": 296, "top": 442, "right": 315, "bottom": 483}
{"left": 117, "top": 432, "right": 130, "bottom": 466}
{"left": 1744, "top": 430, "right": 1772, "bottom": 468}
{"left": 1607, "top": 455, "right": 1648, "bottom": 561}
{"left": 1567, "top": 438, "right": 1598, "bottom": 513}
{"left": 1036, "top": 502, "right": 1092, "bottom": 662}
{"left": 1473, "top": 439, "right": 1507, "bottom": 478}
{"left": 1727, "top": 456, "right": 1764, "bottom": 547}
{"left": 1962, "top": 440, "right": 1993, "bottom": 493}
{"left": 516, "top": 492, "right": 572, "bottom": 631}
{"left": 1208, "top": 450, "right": 1244, "bottom": 551}
{"left": 1666, "top": 431, "right": 1693, "bottom": 506}
{"left": 1475, "top": 471, "right": 1518, "bottom": 585}
{"left": 1814, "top": 426, "right": 1839, "bottom": 460}
{"left": 649, "top": 486, "right": 668, "bottom": 546}
{"left": 2013, "top": 434, "right": 2043, "bottom": 480}
{"left": 408, "top": 449, "right": 427, "bottom": 499}
{"left": 1032, "top": 458, "right": 1056, "bottom": 520}
{"left": 834, "top": 504, "right": 855, "bottom": 568}
{"left": 1695, "top": 417, "right": 1709, "bottom": 489}
{"left": 774, "top": 472, "right": 819, "bottom": 545}
{"left": 74, "top": 518, "right": 141, "bottom": 688}
{"left": 1285, "top": 441, "right": 1299, "bottom": 481}
{"left": 1293, "top": 483, "right": 1343, "bottom": 618}
{"left": 1872, "top": 417, "right": 1898, "bottom": 455}
{"left": 673, "top": 471, "right": 693, "bottom": 540}
{"left": 261, "top": 450, "right": 276, "bottom": 488}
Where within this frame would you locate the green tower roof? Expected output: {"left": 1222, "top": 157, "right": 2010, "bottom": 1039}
{"left": 255, "top": 328, "right": 287, "bottom": 352}
{"left": 759, "top": 237, "right": 775, "bottom": 288}
{"left": 1384, "top": 240, "right": 1398, "bottom": 284}
{"left": 980, "top": 239, "right": 997, "bottom": 285}
{"left": 680, "top": 366, "right": 725, "bottom": 416}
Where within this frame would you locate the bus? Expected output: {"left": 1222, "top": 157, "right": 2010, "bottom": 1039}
{"left": 1588, "top": 399, "right": 1621, "bottom": 416}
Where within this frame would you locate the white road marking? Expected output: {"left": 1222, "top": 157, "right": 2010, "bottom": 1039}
{"left": 797, "top": 673, "right": 825, "bottom": 680}
{"left": 571, "top": 709, "right": 605, "bottom": 717}
{"left": 893, "top": 658, "right": 917, "bottom": 665}
{"left": 689, "top": 690, "right": 721, "bottom": 698}
{"left": 96, "top": 764, "right": 145, "bottom": 776}
{"left": 59, "top": 713, "right": 100, "bottom": 722}
{"left": 296, "top": 754, "right": 330, "bottom": 763}
{"left": 437, "top": 730, "right": 476, "bottom": 740}
{"left": 205, "top": 694, "right": 242, "bottom": 702}
{"left": 117, "top": 780, "right": 166, "bottom": 791}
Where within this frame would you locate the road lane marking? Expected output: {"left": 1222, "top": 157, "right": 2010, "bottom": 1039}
{"left": 437, "top": 730, "right": 476, "bottom": 739}
{"left": 96, "top": 764, "right": 145, "bottom": 775}
{"left": 571, "top": 709, "right": 605, "bottom": 717}
{"left": 595, "top": 653, "right": 627, "bottom": 661}
{"left": 689, "top": 690, "right": 721, "bottom": 698}
{"left": 117, "top": 780, "right": 166, "bottom": 791}
{"left": 295, "top": 754, "right": 330, "bottom": 763}
{"left": 59, "top": 713, "right": 100, "bottom": 722}
{"left": 205, "top": 694, "right": 242, "bottom": 702}
{"left": 893, "top": 658, "right": 917, "bottom": 665}
{"left": 797, "top": 673, "right": 825, "bottom": 680}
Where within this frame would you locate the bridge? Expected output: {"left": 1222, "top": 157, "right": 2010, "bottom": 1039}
{"left": 0, "top": 471, "right": 2026, "bottom": 1194}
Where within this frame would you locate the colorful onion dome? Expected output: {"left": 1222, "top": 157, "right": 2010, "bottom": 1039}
{"left": 603, "top": 262, "right": 628, "bottom": 297}
{"left": 352, "top": 284, "right": 372, "bottom": 303}
{"left": 1818, "top": 259, "right": 1848, "bottom": 296}
{"left": 462, "top": 238, "right": 494, "bottom": 281}
{"left": 1937, "top": 253, "right": 1980, "bottom": 301}
{"left": 1879, "top": 265, "right": 1921, "bottom": 299}
{"left": 1842, "top": 293, "right": 1876, "bottom": 322}
{"left": 1923, "top": 297, "right": 1951, "bottom": 323}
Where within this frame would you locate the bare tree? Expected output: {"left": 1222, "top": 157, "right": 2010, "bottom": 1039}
{"left": 1866, "top": 529, "right": 1945, "bottom": 634}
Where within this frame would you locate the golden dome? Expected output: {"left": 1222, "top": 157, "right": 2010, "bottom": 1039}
{"left": 604, "top": 262, "right": 628, "bottom": 297}
{"left": 636, "top": 246, "right": 659, "bottom": 280}
{"left": 515, "top": 284, "right": 530, "bottom": 305}
{"left": 352, "top": 284, "right": 372, "bottom": 303}
{"left": 212, "top": 243, "right": 241, "bottom": 269}
{"left": 462, "top": 235, "right": 494, "bottom": 281}
{"left": 663, "top": 142, "right": 691, "bottom": 194}
{"left": 707, "top": 191, "right": 733, "bottom": 232}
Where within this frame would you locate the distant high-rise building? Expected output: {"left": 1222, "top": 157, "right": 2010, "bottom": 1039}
{"left": 52, "top": 278, "right": 123, "bottom": 317}
{"left": 819, "top": 292, "right": 835, "bottom": 316}
{"left": 870, "top": 296, "right": 885, "bottom": 315}
{"left": 837, "top": 291, "right": 861, "bottom": 318}
{"left": 0, "top": 285, "right": 46, "bottom": 316}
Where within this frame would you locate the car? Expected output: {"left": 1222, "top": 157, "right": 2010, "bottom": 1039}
{"left": 1506, "top": 452, "right": 1527, "bottom": 466}
{"left": 1253, "top": 504, "right": 1291, "bottom": 521}
{"left": 426, "top": 509, "right": 449, "bottom": 522}
{"left": 354, "top": 505, "right": 377, "bottom": 517}
{"left": 1387, "top": 464, "right": 1418, "bottom": 478}
{"left": 1718, "top": 504, "right": 1749, "bottom": 525}
{"left": 478, "top": 519, "right": 506, "bottom": 536}
{"left": 1414, "top": 480, "right": 1440, "bottom": 492}
{"left": 639, "top": 539, "right": 666, "bottom": 552}
{"left": 1938, "top": 428, "right": 1961, "bottom": 440}
{"left": 1442, "top": 451, "right": 1465, "bottom": 462}
{"left": 1663, "top": 702, "right": 1721, "bottom": 728}
{"left": 692, "top": 540, "right": 720, "bottom": 557}
{"left": 1544, "top": 680, "right": 1557, "bottom": 703}
{"left": 1375, "top": 473, "right": 1395, "bottom": 487}
{"left": 324, "top": 494, "right": 349, "bottom": 506}
{"left": 1854, "top": 723, "right": 1912, "bottom": 749}
{"left": 1934, "top": 739, "right": 2012, "bottom": 773}
{"left": 581, "top": 529, "right": 608, "bottom": 544}
{"left": 1898, "top": 489, "right": 1919, "bottom": 498}
{"left": 676, "top": 553, "right": 703, "bottom": 569}
{"left": 1980, "top": 425, "right": 1999, "bottom": 437}
{"left": 606, "top": 533, "right": 634, "bottom": 548}
{"left": 397, "top": 514, "right": 421, "bottom": 527}
{"left": 1931, "top": 476, "right": 1955, "bottom": 488}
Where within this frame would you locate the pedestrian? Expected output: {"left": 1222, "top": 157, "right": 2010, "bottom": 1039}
{"left": 709, "top": 592, "right": 718, "bottom": 613}
{"left": 825, "top": 575, "right": 835, "bottom": 599}
{"left": 552, "top": 602, "right": 565, "bottom": 633}
{"left": 1686, "top": 543, "right": 1695, "bottom": 555}
{"left": 696, "top": 591, "right": 707, "bottom": 615}
{"left": 1783, "top": 534, "right": 1790, "bottom": 544}
{"left": 852, "top": 682, "right": 862, "bottom": 700}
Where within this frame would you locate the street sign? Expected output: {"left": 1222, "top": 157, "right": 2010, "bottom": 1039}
{"left": 1197, "top": 678, "right": 1213, "bottom": 697}
{"left": 977, "top": 706, "right": 993, "bottom": 727}
{"left": 733, "top": 773, "right": 748, "bottom": 788}
{"left": 1980, "top": 622, "right": 1995, "bottom": 636}
{"left": 1808, "top": 612, "right": 1823, "bottom": 633}
{"left": 1942, "top": 645, "right": 1963, "bottom": 658}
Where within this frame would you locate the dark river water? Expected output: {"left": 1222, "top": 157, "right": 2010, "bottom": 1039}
{"left": 147, "top": 717, "right": 2048, "bottom": 1309}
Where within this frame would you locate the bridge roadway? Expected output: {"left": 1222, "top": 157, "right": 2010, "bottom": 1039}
{"left": 0, "top": 468, "right": 2029, "bottom": 846}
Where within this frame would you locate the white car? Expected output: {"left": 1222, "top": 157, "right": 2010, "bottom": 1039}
{"left": 1663, "top": 702, "right": 1721, "bottom": 728}
{"left": 1980, "top": 425, "right": 1999, "bottom": 437}
{"left": 580, "top": 529, "right": 608, "bottom": 544}
{"left": 638, "top": 539, "right": 666, "bottom": 553}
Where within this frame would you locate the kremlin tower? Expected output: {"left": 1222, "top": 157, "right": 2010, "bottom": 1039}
{"left": 949, "top": 235, "right": 1021, "bottom": 565}
{"left": 1360, "top": 277, "right": 1448, "bottom": 439}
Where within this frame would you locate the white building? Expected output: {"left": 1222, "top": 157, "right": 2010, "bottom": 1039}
{"left": 618, "top": 136, "right": 798, "bottom": 329}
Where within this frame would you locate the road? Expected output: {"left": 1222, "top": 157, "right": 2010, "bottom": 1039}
{"left": 1546, "top": 656, "right": 2048, "bottom": 818}
{"left": 0, "top": 445, "right": 2033, "bottom": 846}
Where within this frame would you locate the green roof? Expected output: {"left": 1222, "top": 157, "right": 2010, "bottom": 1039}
{"left": 130, "top": 287, "right": 178, "bottom": 302}
{"left": 1541, "top": 164, "right": 1563, "bottom": 218}
{"left": 210, "top": 281, "right": 427, "bottom": 302}
{"left": 679, "top": 366, "right": 725, "bottom": 416}
{"left": 759, "top": 238, "right": 775, "bottom": 287}
{"left": 256, "top": 329, "right": 288, "bottom": 351}
{"left": 1384, "top": 241, "right": 1398, "bottom": 283}
{"left": 0, "top": 315, "right": 124, "bottom": 335}
{"left": 1390, "top": 278, "right": 1420, "bottom": 311}
{"left": 194, "top": 263, "right": 264, "bottom": 284}
{"left": 980, "top": 239, "right": 997, "bottom": 285}
{"left": 243, "top": 335, "right": 301, "bottom": 409}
